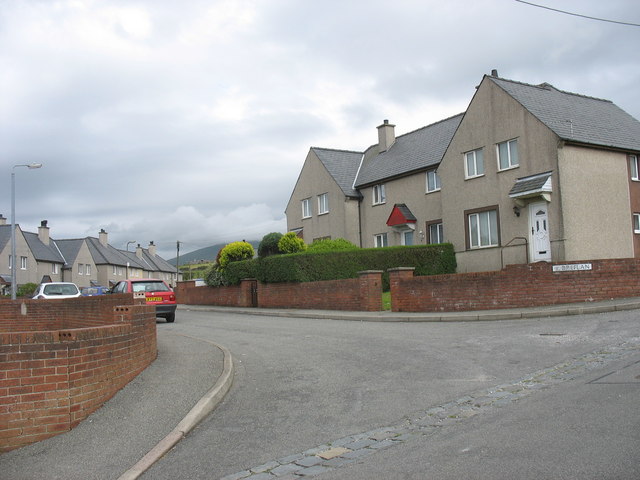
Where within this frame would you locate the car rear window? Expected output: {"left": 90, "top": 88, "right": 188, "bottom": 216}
{"left": 43, "top": 284, "right": 79, "bottom": 295}
{"left": 131, "top": 281, "right": 170, "bottom": 293}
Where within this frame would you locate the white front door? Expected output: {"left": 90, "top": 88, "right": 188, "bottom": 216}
{"left": 530, "top": 202, "right": 551, "bottom": 262}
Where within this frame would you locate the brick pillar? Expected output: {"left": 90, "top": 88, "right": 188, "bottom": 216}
{"left": 388, "top": 267, "right": 415, "bottom": 312}
{"left": 358, "top": 270, "right": 383, "bottom": 311}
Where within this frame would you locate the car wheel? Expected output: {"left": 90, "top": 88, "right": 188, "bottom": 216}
{"left": 165, "top": 312, "right": 175, "bottom": 323}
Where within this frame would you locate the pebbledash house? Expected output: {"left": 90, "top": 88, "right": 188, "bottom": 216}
{"left": 285, "top": 71, "right": 640, "bottom": 273}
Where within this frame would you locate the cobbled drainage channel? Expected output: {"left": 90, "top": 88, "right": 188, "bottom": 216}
{"left": 220, "top": 339, "right": 640, "bottom": 480}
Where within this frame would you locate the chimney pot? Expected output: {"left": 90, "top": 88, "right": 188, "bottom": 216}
{"left": 41, "top": 220, "right": 48, "bottom": 227}
{"left": 491, "top": 69, "right": 499, "bottom": 77}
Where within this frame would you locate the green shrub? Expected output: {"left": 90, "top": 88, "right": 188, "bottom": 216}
{"left": 17, "top": 282, "right": 38, "bottom": 297}
{"left": 218, "top": 241, "right": 255, "bottom": 270}
{"left": 204, "top": 267, "right": 228, "bottom": 287}
{"left": 258, "top": 232, "right": 283, "bottom": 258}
{"left": 223, "top": 243, "right": 457, "bottom": 289}
{"left": 278, "top": 232, "right": 307, "bottom": 254}
{"left": 307, "top": 238, "right": 358, "bottom": 253}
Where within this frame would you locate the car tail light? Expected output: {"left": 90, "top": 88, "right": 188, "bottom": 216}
{"left": 169, "top": 293, "right": 176, "bottom": 301}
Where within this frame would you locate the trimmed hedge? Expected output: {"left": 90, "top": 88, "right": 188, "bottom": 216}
{"left": 224, "top": 243, "right": 456, "bottom": 289}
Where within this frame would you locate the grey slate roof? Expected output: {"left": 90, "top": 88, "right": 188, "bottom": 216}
{"left": 54, "top": 239, "right": 84, "bottom": 268}
{"left": 355, "top": 114, "right": 464, "bottom": 187}
{"left": 23, "top": 232, "right": 65, "bottom": 264}
{"left": 489, "top": 77, "right": 640, "bottom": 152}
{"left": 85, "top": 237, "right": 132, "bottom": 267}
{"left": 0, "top": 225, "right": 11, "bottom": 251}
{"left": 312, "top": 148, "right": 363, "bottom": 198}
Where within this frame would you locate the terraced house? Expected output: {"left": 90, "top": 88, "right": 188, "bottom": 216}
{"left": 286, "top": 71, "right": 640, "bottom": 273}
{"left": 0, "top": 217, "right": 177, "bottom": 293}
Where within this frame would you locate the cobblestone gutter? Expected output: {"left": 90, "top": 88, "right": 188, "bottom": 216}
{"left": 220, "top": 338, "right": 640, "bottom": 480}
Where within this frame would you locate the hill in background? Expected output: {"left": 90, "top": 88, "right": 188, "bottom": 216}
{"left": 167, "top": 240, "right": 260, "bottom": 266}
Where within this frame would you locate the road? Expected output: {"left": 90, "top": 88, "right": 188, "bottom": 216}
{"left": 143, "top": 308, "right": 640, "bottom": 479}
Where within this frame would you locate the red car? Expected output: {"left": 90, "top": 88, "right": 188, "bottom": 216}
{"left": 111, "top": 279, "right": 176, "bottom": 322}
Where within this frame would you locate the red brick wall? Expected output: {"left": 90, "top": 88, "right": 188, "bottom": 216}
{"left": 390, "top": 259, "right": 640, "bottom": 312}
{"left": 0, "top": 297, "right": 157, "bottom": 452}
{"left": 176, "top": 271, "right": 383, "bottom": 312}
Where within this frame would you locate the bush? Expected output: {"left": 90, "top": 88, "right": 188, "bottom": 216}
{"left": 218, "top": 241, "right": 255, "bottom": 270}
{"left": 204, "top": 267, "right": 228, "bottom": 287}
{"left": 223, "top": 243, "right": 457, "bottom": 289}
{"left": 17, "top": 282, "right": 38, "bottom": 297}
{"left": 278, "top": 232, "right": 307, "bottom": 254}
{"left": 258, "top": 232, "right": 283, "bottom": 258}
{"left": 307, "top": 238, "right": 358, "bottom": 253}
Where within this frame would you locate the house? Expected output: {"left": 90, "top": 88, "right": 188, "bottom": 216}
{"left": 0, "top": 216, "right": 178, "bottom": 292}
{"left": 286, "top": 71, "right": 640, "bottom": 273}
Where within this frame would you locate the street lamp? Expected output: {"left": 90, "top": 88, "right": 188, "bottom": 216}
{"left": 126, "top": 241, "right": 136, "bottom": 251}
{"left": 11, "top": 163, "right": 43, "bottom": 300}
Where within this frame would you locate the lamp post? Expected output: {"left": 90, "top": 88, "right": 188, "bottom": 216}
{"left": 11, "top": 163, "right": 43, "bottom": 300}
{"left": 126, "top": 241, "right": 136, "bottom": 251}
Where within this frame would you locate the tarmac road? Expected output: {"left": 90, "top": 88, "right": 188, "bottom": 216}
{"left": 1, "top": 304, "right": 639, "bottom": 480}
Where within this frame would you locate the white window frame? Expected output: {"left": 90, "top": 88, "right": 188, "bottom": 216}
{"left": 86, "top": 264, "right": 91, "bottom": 275}
{"left": 465, "top": 148, "right": 484, "bottom": 179}
{"left": 428, "top": 222, "right": 444, "bottom": 244}
{"left": 20, "top": 256, "right": 27, "bottom": 270}
{"left": 8, "top": 255, "right": 12, "bottom": 270}
{"left": 630, "top": 155, "right": 639, "bottom": 181}
{"left": 78, "top": 263, "right": 83, "bottom": 275}
{"left": 318, "top": 193, "right": 329, "bottom": 215}
{"left": 497, "top": 139, "right": 519, "bottom": 171}
{"left": 468, "top": 209, "right": 499, "bottom": 249}
{"left": 372, "top": 184, "right": 386, "bottom": 205}
{"left": 634, "top": 213, "right": 640, "bottom": 233}
{"left": 426, "top": 170, "right": 441, "bottom": 193}
{"left": 302, "top": 198, "right": 312, "bottom": 219}
{"left": 52, "top": 263, "right": 59, "bottom": 274}
{"left": 374, "top": 233, "right": 388, "bottom": 248}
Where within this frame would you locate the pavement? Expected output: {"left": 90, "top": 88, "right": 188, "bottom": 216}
{"left": 2, "top": 297, "right": 640, "bottom": 480}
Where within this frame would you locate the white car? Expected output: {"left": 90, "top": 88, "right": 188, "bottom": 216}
{"left": 32, "top": 282, "right": 81, "bottom": 299}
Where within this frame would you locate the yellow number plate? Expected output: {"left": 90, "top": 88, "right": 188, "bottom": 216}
{"left": 146, "top": 296, "right": 162, "bottom": 302}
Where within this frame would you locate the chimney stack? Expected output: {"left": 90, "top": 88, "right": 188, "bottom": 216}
{"left": 377, "top": 119, "right": 396, "bottom": 152}
{"left": 0, "top": 214, "right": 6, "bottom": 226}
{"left": 148, "top": 241, "right": 157, "bottom": 257}
{"left": 99, "top": 228, "right": 108, "bottom": 247}
{"left": 38, "top": 220, "right": 50, "bottom": 245}
{"left": 135, "top": 243, "right": 143, "bottom": 259}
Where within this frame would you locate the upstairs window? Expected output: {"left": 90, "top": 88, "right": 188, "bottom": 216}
{"left": 426, "top": 170, "right": 441, "bottom": 192}
{"left": 497, "top": 139, "right": 519, "bottom": 170}
{"left": 78, "top": 263, "right": 83, "bottom": 275}
{"left": 465, "top": 148, "right": 484, "bottom": 179}
{"left": 20, "top": 257, "right": 27, "bottom": 270}
{"left": 86, "top": 264, "right": 91, "bottom": 275}
{"left": 634, "top": 213, "right": 640, "bottom": 234}
{"left": 630, "top": 155, "right": 639, "bottom": 181}
{"left": 373, "top": 184, "right": 386, "bottom": 205}
{"left": 302, "top": 198, "right": 312, "bottom": 218}
{"left": 318, "top": 193, "right": 329, "bottom": 215}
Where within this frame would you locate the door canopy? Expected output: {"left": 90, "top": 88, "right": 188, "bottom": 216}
{"left": 386, "top": 203, "right": 417, "bottom": 228}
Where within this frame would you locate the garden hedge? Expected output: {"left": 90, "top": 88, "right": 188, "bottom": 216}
{"left": 223, "top": 243, "right": 456, "bottom": 289}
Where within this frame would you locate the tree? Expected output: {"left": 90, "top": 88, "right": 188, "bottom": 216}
{"left": 258, "top": 232, "right": 283, "bottom": 258}
{"left": 278, "top": 232, "right": 307, "bottom": 254}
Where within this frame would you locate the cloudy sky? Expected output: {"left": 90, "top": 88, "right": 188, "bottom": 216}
{"left": 1, "top": 0, "right": 639, "bottom": 259}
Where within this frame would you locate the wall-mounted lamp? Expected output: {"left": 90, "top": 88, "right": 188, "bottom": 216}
{"left": 513, "top": 206, "right": 521, "bottom": 217}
